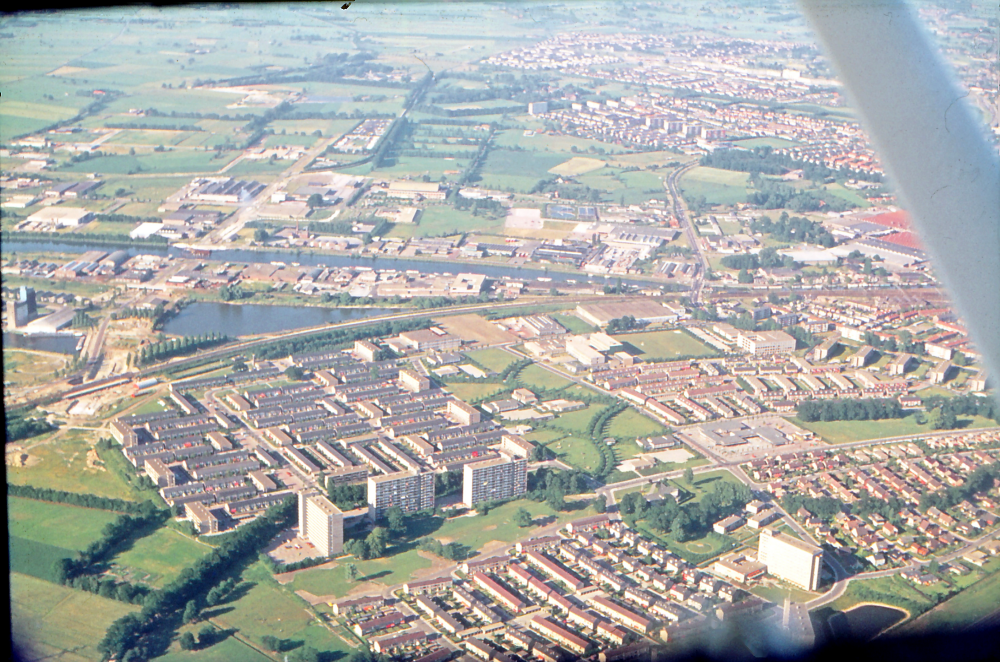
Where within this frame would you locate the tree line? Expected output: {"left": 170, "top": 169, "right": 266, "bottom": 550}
{"left": 8, "top": 483, "right": 159, "bottom": 516}
{"left": 1, "top": 229, "right": 169, "bottom": 248}
{"left": 6, "top": 411, "right": 55, "bottom": 442}
{"left": 137, "top": 332, "right": 228, "bottom": 366}
{"left": 796, "top": 397, "right": 905, "bottom": 422}
{"left": 253, "top": 318, "right": 429, "bottom": 361}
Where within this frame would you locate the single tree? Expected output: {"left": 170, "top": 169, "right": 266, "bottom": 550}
{"left": 684, "top": 467, "right": 695, "bottom": 485}
{"left": 385, "top": 506, "right": 406, "bottom": 535}
{"left": 182, "top": 599, "right": 199, "bottom": 624}
{"left": 514, "top": 507, "right": 533, "bottom": 528}
{"left": 179, "top": 632, "right": 196, "bottom": 651}
{"left": 261, "top": 635, "right": 281, "bottom": 652}
{"left": 197, "top": 625, "right": 215, "bottom": 647}
{"left": 366, "top": 527, "right": 389, "bottom": 558}
{"left": 593, "top": 494, "right": 607, "bottom": 514}
{"left": 345, "top": 563, "right": 358, "bottom": 582}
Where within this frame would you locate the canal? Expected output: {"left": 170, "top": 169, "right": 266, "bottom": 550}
{"left": 160, "top": 302, "right": 390, "bottom": 337}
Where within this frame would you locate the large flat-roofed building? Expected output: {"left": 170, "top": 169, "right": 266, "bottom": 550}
{"left": 385, "top": 180, "right": 447, "bottom": 200}
{"left": 757, "top": 528, "right": 823, "bottom": 591}
{"left": 576, "top": 300, "right": 684, "bottom": 327}
{"left": 737, "top": 330, "right": 796, "bottom": 356}
{"left": 398, "top": 328, "right": 462, "bottom": 352}
{"left": 25, "top": 206, "right": 94, "bottom": 227}
{"left": 368, "top": 471, "right": 434, "bottom": 516}
{"left": 463, "top": 453, "right": 527, "bottom": 506}
{"left": 298, "top": 490, "right": 344, "bottom": 557}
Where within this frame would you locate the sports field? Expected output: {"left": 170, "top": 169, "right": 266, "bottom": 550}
{"left": 111, "top": 526, "right": 214, "bottom": 588}
{"left": 11, "top": 572, "right": 140, "bottom": 662}
{"left": 613, "top": 329, "right": 717, "bottom": 360}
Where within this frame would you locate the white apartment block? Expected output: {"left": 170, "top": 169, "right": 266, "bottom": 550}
{"left": 298, "top": 490, "right": 344, "bottom": 557}
{"left": 757, "top": 528, "right": 823, "bottom": 591}
{"left": 368, "top": 470, "right": 435, "bottom": 516}
{"left": 737, "top": 330, "right": 796, "bottom": 356}
{"left": 463, "top": 453, "right": 528, "bottom": 506}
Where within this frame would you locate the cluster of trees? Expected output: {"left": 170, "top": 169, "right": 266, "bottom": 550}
{"left": 529, "top": 178, "right": 604, "bottom": 203}
{"left": 419, "top": 537, "right": 467, "bottom": 561}
{"left": 2, "top": 229, "right": 168, "bottom": 247}
{"left": 606, "top": 315, "right": 642, "bottom": 333}
{"left": 922, "top": 394, "right": 1000, "bottom": 428}
{"left": 112, "top": 304, "right": 165, "bottom": 321}
{"left": 327, "top": 482, "right": 367, "bottom": 510}
{"left": 797, "top": 397, "right": 905, "bottom": 422}
{"left": 6, "top": 412, "right": 55, "bottom": 442}
{"left": 97, "top": 497, "right": 296, "bottom": 662}
{"left": 71, "top": 310, "right": 97, "bottom": 328}
{"left": 920, "top": 461, "right": 998, "bottom": 513}
{"left": 344, "top": 527, "right": 389, "bottom": 560}
{"left": 7, "top": 484, "right": 160, "bottom": 516}
{"left": 751, "top": 212, "right": 836, "bottom": 247}
{"left": 637, "top": 479, "right": 753, "bottom": 542}
{"left": 137, "top": 332, "right": 228, "bottom": 366}
{"left": 454, "top": 196, "right": 505, "bottom": 217}
{"left": 747, "top": 175, "right": 853, "bottom": 213}
{"left": 721, "top": 246, "right": 796, "bottom": 271}
{"left": 435, "top": 471, "right": 463, "bottom": 498}
{"left": 701, "top": 145, "right": 882, "bottom": 183}
{"left": 526, "top": 467, "right": 590, "bottom": 510}
{"left": 105, "top": 121, "right": 202, "bottom": 132}
{"left": 254, "top": 319, "right": 429, "bottom": 361}
{"left": 861, "top": 330, "right": 923, "bottom": 355}
{"left": 178, "top": 625, "right": 218, "bottom": 652}
{"left": 456, "top": 127, "right": 495, "bottom": 186}
{"left": 55, "top": 567, "right": 152, "bottom": 605}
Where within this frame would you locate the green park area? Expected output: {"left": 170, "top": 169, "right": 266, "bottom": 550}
{"left": 514, "top": 364, "right": 577, "bottom": 392}
{"left": 8, "top": 496, "right": 118, "bottom": 552}
{"left": 289, "top": 548, "right": 432, "bottom": 599}
{"left": 11, "top": 572, "right": 140, "bottom": 662}
{"left": 536, "top": 433, "right": 604, "bottom": 472}
{"left": 614, "top": 329, "right": 717, "bottom": 361}
{"left": 7, "top": 430, "right": 137, "bottom": 501}
{"left": 551, "top": 403, "right": 606, "bottom": 435}
{"left": 605, "top": 407, "right": 668, "bottom": 441}
{"left": 444, "top": 381, "right": 507, "bottom": 404}
{"left": 111, "top": 526, "right": 214, "bottom": 588}
{"left": 464, "top": 347, "right": 520, "bottom": 373}
{"left": 790, "top": 413, "right": 1000, "bottom": 445}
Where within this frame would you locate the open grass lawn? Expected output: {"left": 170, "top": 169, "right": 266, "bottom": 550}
{"left": 59, "top": 150, "right": 238, "bottom": 175}
{"left": 370, "top": 156, "right": 470, "bottom": 182}
{"left": 10, "top": 535, "right": 79, "bottom": 583}
{"left": 551, "top": 403, "right": 605, "bottom": 435}
{"left": 828, "top": 574, "right": 937, "bottom": 615}
{"left": 515, "top": 364, "right": 576, "bottom": 392}
{"left": 412, "top": 205, "right": 503, "bottom": 237}
{"left": 679, "top": 166, "right": 750, "bottom": 206}
{"left": 11, "top": 572, "right": 140, "bottom": 662}
{"left": 822, "top": 182, "right": 871, "bottom": 208}
{"left": 552, "top": 312, "right": 596, "bottom": 335}
{"left": 156, "top": 634, "right": 275, "bottom": 662}
{"left": 112, "top": 526, "right": 213, "bottom": 588}
{"left": 441, "top": 381, "right": 505, "bottom": 403}
{"left": 225, "top": 159, "right": 292, "bottom": 176}
{"left": 687, "top": 469, "right": 748, "bottom": 503}
{"left": 790, "top": 413, "right": 999, "bottom": 444}
{"left": 482, "top": 148, "right": 566, "bottom": 179}
{"left": 545, "top": 434, "right": 604, "bottom": 472}
{"left": 289, "top": 548, "right": 432, "bottom": 599}
{"left": 605, "top": 407, "right": 667, "bottom": 440}
{"left": 548, "top": 156, "right": 606, "bottom": 176}
{"left": 614, "top": 328, "right": 717, "bottom": 360}
{"left": 8, "top": 496, "right": 119, "bottom": 551}
{"left": 3, "top": 349, "right": 70, "bottom": 388}
{"left": 210, "top": 561, "right": 354, "bottom": 657}
{"left": 464, "top": 347, "right": 520, "bottom": 373}
{"left": 898, "top": 570, "right": 1000, "bottom": 634}
{"left": 7, "top": 430, "right": 137, "bottom": 501}
{"left": 435, "top": 499, "right": 596, "bottom": 552}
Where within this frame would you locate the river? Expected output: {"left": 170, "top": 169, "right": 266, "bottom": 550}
{"left": 160, "top": 302, "right": 392, "bottom": 337}
{"left": 2, "top": 240, "right": 660, "bottom": 289}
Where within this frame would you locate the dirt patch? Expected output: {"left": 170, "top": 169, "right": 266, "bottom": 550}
{"left": 86, "top": 448, "right": 105, "bottom": 471}
{"left": 273, "top": 559, "right": 339, "bottom": 585}
{"left": 483, "top": 525, "right": 497, "bottom": 531}
{"left": 5, "top": 446, "right": 40, "bottom": 468}
{"left": 435, "top": 314, "right": 517, "bottom": 345}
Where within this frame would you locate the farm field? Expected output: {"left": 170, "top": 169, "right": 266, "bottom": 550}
{"left": 790, "top": 414, "right": 1000, "bottom": 445}
{"left": 9, "top": 535, "right": 80, "bottom": 582}
{"left": 58, "top": 150, "right": 239, "bottom": 175}
{"left": 8, "top": 496, "right": 119, "bottom": 551}
{"left": 678, "top": 166, "right": 750, "bottom": 206}
{"left": 614, "top": 329, "right": 717, "bottom": 360}
{"left": 111, "top": 526, "right": 213, "bottom": 588}
{"left": 548, "top": 156, "right": 606, "bottom": 176}
{"left": 7, "top": 429, "right": 137, "bottom": 501}
{"left": 10, "top": 572, "right": 140, "bottom": 662}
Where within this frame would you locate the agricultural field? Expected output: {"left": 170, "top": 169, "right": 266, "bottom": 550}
{"left": 111, "top": 526, "right": 214, "bottom": 588}
{"left": 7, "top": 429, "right": 137, "bottom": 501}
{"left": 11, "top": 572, "right": 140, "bottom": 662}
{"left": 58, "top": 149, "right": 238, "bottom": 175}
{"left": 678, "top": 166, "right": 751, "bottom": 207}
{"left": 790, "top": 413, "right": 1000, "bottom": 445}
{"left": 613, "top": 328, "right": 718, "bottom": 360}
{"left": 477, "top": 148, "right": 567, "bottom": 193}
{"left": 8, "top": 496, "right": 118, "bottom": 551}
{"left": 548, "top": 156, "right": 606, "bottom": 176}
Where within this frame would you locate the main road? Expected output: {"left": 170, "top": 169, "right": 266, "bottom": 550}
{"left": 664, "top": 162, "right": 709, "bottom": 303}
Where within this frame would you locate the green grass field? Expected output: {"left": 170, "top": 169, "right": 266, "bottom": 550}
{"left": 3, "top": 349, "right": 70, "bottom": 388}
{"left": 901, "top": 571, "right": 1000, "bottom": 632}
{"left": 614, "top": 329, "right": 717, "bottom": 360}
{"left": 413, "top": 205, "right": 502, "bottom": 237}
{"left": 289, "top": 548, "right": 432, "bottom": 598}
{"left": 552, "top": 312, "right": 596, "bottom": 335}
{"left": 828, "top": 574, "right": 936, "bottom": 615}
{"left": 11, "top": 572, "right": 140, "bottom": 662}
{"left": 730, "top": 137, "right": 800, "bottom": 149}
{"left": 156, "top": 634, "right": 275, "bottom": 662}
{"left": 605, "top": 407, "right": 668, "bottom": 440}
{"left": 515, "top": 364, "right": 576, "bottom": 391}
{"left": 435, "top": 499, "right": 597, "bottom": 551}
{"left": 443, "top": 381, "right": 506, "bottom": 403}
{"left": 679, "top": 166, "right": 750, "bottom": 206}
{"left": 551, "top": 403, "right": 605, "bottom": 435}
{"left": 59, "top": 150, "right": 238, "bottom": 175}
{"left": 541, "top": 434, "right": 604, "bottom": 472}
{"left": 7, "top": 430, "right": 137, "bottom": 501}
{"left": 548, "top": 156, "right": 606, "bottom": 176}
{"left": 8, "top": 496, "right": 119, "bottom": 551}
{"left": 791, "top": 413, "right": 999, "bottom": 444}
{"left": 9, "top": 535, "right": 79, "bottom": 582}
{"left": 464, "top": 347, "right": 520, "bottom": 373}
{"left": 111, "top": 526, "right": 213, "bottom": 588}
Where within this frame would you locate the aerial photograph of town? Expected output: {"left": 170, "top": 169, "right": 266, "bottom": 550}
{"left": 3, "top": 1, "right": 998, "bottom": 662}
